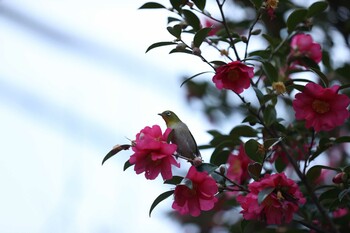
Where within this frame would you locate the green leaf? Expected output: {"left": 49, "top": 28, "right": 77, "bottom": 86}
{"left": 274, "top": 155, "right": 287, "bottom": 172}
{"left": 251, "top": 29, "right": 262, "bottom": 36}
{"left": 102, "top": 144, "right": 131, "bottom": 165}
{"left": 244, "top": 139, "right": 263, "bottom": 163}
{"left": 335, "top": 136, "right": 350, "bottom": 144}
{"left": 192, "top": 0, "right": 206, "bottom": 11}
{"left": 168, "top": 17, "right": 181, "bottom": 24}
{"left": 286, "top": 9, "right": 308, "bottom": 32}
{"left": 258, "top": 187, "right": 275, "bottom": 205}
{"left": 248, "top": 162, "right": 262, "bottom": 181}
{"left": 210, "top": 60, "right": 227, "bottom": 66}
{"left": 262, "top": 62, "right": 278, "bottom": 83}
{"left": 196, "top": 163, "right": 218, "bottom": 174}
{"left": 230, "top": 125, "right": 258, "bottom": 138}
{"left": 167, "top": 25, "right": 182, "bottom": 39}
{"left": 308, "top": 67, "right": 329, "bottom": 87}
{"left": 149, "top": 190, "right": 174, "bottom": 217}
{"left": 319, "top": 187, "right": 339, "bottom": 202}
{"left": 139, "top": 2, "right": 166, "bottom": 9}
{"left": 169, "top": 48, "right": 193, "bottom": 54}
{"left": 264, "top": 137, "right": 282, "bottom": 150}
{"left": 123, "top": 160, "right": 133, "bottom": 171}
{"left": 307, "top": 1, "right": 328, "bottom": 18}
{"left": 193, "top": 27, "right": 212, "bottom": 48}
{"left": 164, "top": 175, "right": 183, "bottom": 185}
{"left": 170, "top": 0, "right": 183, "bottom": 12}
{"left": 263, "top": 105, "right": 277, "bottom": 127}
{"left": 145, "top": 41, "right": 178, "bottom": 53}
{"left": 180, "top": 71, "right": 213, "bottom": 87}
{"left": 182, "top": 9, "right": 201, "bottom": 31}
{"left": 306, "top": 165, "right": 322, "bottom": 183}
{"left": 210, "top": 150, "right": 231, "bottom": 166}
{"left": 338, "top": 188, "right": 350, "bottom": 202}
{"left": 242, "top": 115, "right": 258, "bottom": 126}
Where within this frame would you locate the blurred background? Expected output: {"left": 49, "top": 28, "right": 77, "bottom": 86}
{"left": 0, "top": 0, "right": 214, "bottom": 232}
{"left": 1, "top": 0, "right": 350, "bottom": 233}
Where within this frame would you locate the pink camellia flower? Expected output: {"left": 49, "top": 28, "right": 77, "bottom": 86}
{"left": 129, "top": 125, "right": 179, "bottom": 180}
{"left": 290, "top": 33, "right": 322, "bottom": 64}
{"left": 212, "top": 61, "right": 254, "bottom": 94}
{"left": 172, "top": 166, "right": 218, "bottom": 217}
{"left": 237, "top": 173, "right": 306, "bottom": 225}
{"left": 203, "top": 19, "right": 221, "bottom": 36}
{"left": 293, "top": 82, "right": 350, "bottom": 132}
{"left": 227, "top": 145, "right": 251, "bottom": 184}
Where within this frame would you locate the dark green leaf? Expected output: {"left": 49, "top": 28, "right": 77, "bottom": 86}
{"left": 335, "top": 136, "right": 350, "bottom": 144}
{"left": 338, "top": 188, "right": 350, "bottom": 202}
{"left": 170, "top": 0, "right": 183, "bottom": 12}
{"left": 139, "top": 2, "right": 166, "bottom": 9}
{"left": 248, "top": 162, "right": 262, "bottom": 181}
{"left": 102, "top": 144, "right": 131, "bottom": 165}
{"left": 230, "top": 125, "right": 258, "bottom": 138}
{"left": 164, "top": 175, "right": 183, "bottom": 185}
{"left": 192, "top": 0, "right": 206, "bottom": 11}
{"left": 180, "top": 71, "right": 213, "bottom": 87}
{"left": 167, "top": 25, "right": 182, "bottom": 39}
{"left": 168, "top": 17, "right": 181, "bottom": 24}
{"left": 307, "top": 1, "right": 328, "bottom": 18}
{"left": 242, "top": 115, "right": 258, "bottom": 126}
{"left": 274, "top": 155, "right": 287, "bottom": 172}
{"left": 244, "top": 139, "right": 263, "bottom": 163}
{"left": 308, "top": 67, "right": 329, "bottom": 87}
{"left": 263, "top": 137, "right": 282, "bottom": 150}
{"left": 193, "top": 27, "right": 212, "bottom": 47}
{"left": 263, "top": 105, "right": 277, "bottom": 127}
{"left": 286, "top": 9, "right": 308, "bottom": 32}
{"left": 149, "top": 190, "right": 174, "bottom": 217}
{"left": 182, "top": 9, "right": 201, "bottom": 31}
{"left": 251, "top": 29, "right": 262, "bottom": 35}
{"left": 319, "top": 187, "right": 339, "bottom": 202}
{"left": 196, "top": 162, "right": 218, "bottom": 174}
{"left": 123, "top": 160, "right": 133, "bottom": 171}
{"left": 343, "top": 165, "right": 350, "bottom": 174}
{"left": 169, "top": 48, "right": 193, "bottom": 54}
{"left": 145, "top": 41, "right": 178, "bottom": 53}
{"left": 210, "top": 60, "right": 227, "bottom": 66}
{"left": 306, "top": 165, "right": 322, "bottom": 183}
{"left": 253, "top": 87, "right": 264, "bottom": 104}
{"left": 258, "top": 187, "right": 275, "bottom": 204}
{"left": 262, "top": 62, "right": 278, "bottom": 83}
{"left": 210, "top": 150, "right": 231, "bottom": 166}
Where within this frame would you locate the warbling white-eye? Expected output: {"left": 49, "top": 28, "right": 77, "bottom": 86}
{"left": 158, "top": 110, "right": 201, "bottom": 160}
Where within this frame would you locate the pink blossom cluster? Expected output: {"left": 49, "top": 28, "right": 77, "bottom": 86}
{"left": 237, "top": 173, "right": 306, "bottom": 225}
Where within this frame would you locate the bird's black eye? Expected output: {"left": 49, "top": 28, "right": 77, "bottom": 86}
{"left": 165, "top": 111, "right": 171, "bottom": 116}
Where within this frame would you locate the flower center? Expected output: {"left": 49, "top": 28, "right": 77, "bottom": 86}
{"left": 312, "top": 99, "right": 330, "bottom": 114}
{"left": 227, "top": 70, "right": 239, "bottom": 82}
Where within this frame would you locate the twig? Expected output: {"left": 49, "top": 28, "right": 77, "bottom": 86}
{"left": 215, "top": 0, "right": 241, "bottom": 61}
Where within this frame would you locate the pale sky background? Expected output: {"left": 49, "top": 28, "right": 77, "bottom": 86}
{"left": 0, "top": 0, "right": 349, "bottom": 233}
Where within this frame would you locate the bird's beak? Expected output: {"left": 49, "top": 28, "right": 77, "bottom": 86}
{"left": 158, "top": 113, "right": 162, "bottom": 116}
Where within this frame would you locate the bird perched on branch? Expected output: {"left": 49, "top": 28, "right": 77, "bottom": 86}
{"left": 158, "top": 110, "right": 201, "bottom": 162}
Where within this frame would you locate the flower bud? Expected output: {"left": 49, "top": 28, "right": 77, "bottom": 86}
{"left": 332, "top": 172, "right": 346, "bottom": 184}
{"left": 192, "top": 47, "right": 202, "bottom": 56}
{"left": 241, "top": 36, "right": 248, "bottom": 43}
{"left": 176, "top": 43, "right": 187, "bottom": 51}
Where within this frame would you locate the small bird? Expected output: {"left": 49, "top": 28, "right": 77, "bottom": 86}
{"left": 158, "top": 110, "right": 201, "bottom": 160}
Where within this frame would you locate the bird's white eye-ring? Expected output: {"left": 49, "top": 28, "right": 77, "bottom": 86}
{"left": 166, "top": 111, "right": 171, "bottom": 116}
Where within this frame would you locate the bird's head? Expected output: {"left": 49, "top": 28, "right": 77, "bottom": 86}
{"left": 158, "top": 110, "right": 181, "bottom": 127}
